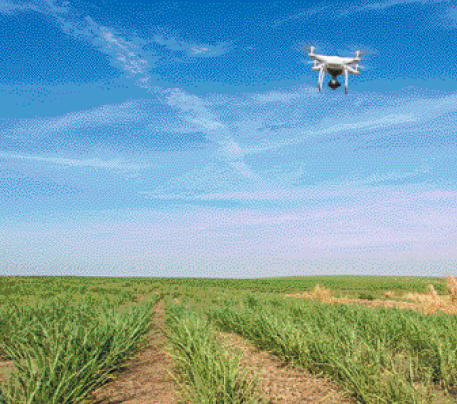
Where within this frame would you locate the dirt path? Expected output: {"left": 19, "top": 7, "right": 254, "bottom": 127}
{"left": 91, "top": 299, "right": 189, "bottom": 404}
{"left": 215, "top": 329, "right": 357, "bottom": 404}
{"left": 92, "top": 297, "right": 358, "bottom": 404}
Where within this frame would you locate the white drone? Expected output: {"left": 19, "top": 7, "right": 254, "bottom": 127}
{"left": 307, "top": 46, "right": 362, "bottom": 94}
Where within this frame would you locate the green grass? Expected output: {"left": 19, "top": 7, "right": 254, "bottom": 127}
{"left": 0, "top": 288, "right": 162, "bottom": 403}
{"left": 0, "top": 274, "right": 455, "bottom": 403}
{"left": 202, "top": 292, "right": 457, "bottom": 403}
{"left": 0, "top": 275, "right": 448, "bottom": 307}
{"left": 162, "top": 297, "right": 265, "bottom": 403}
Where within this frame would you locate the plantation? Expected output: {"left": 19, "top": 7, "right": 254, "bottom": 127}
{"left": 1, "top": 275, "right": 457, "bottom": 403}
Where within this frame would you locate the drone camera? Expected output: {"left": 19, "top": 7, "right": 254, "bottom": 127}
{"left": 328, "top": 78, "right": 341, "bottom": 90}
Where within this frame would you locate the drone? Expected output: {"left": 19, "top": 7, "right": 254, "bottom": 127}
{"left": 307, "top": 46, "right": 362, "bottom": 94}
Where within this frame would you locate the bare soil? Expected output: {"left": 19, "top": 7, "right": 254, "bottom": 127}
{"left": 215, "top": 330, "right": 358, "bottom": 404}
{"left": 91, "top": 298, "right": 189, "bottom": 404}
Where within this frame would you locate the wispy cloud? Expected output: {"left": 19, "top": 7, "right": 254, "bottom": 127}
{"left": 349, "top": 0, "right": 452, "bottom": 13}
{"left": 136, "top": 82, "right": 457, "bottom": 203}
{"left": 3, "top": 184, "right": 456, "bottom": 275}
{"left": 274, "top": 0, "right": 454, "bottom": 25}
{"left": 243, "top": 91, "right": 457, "bottom": 155}
{"left": 273, "top": 4, "right": 333, "bottom": 27}
{"left": 443, "top": 5, "right": 457, "bottom": 28}
{"left": 346, "top": 166, "right": 431, "bottom": 185}
{"left": 0, "top": 0, "right": 69, "bottom": 15}
{"left": 153, "top": 33, "right": 232, "bottom": 58}
{"left": 12, "top": 0, "right": 262, "bottom": 184}
{"left": 143, "top": 167, "right": 432, "bottom": 204}
{"left": 4, "top": 100, "right": 148, "bottom": 140}
{"left": 250, "top": 87, "right": 317, "bottom": 103}
{"left": 0, "top": 151, "right": 152, "bottom": 172}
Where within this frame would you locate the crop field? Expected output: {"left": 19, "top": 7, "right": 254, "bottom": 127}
{"left": 1, "top": 275, "right": 457, "bottom": 403}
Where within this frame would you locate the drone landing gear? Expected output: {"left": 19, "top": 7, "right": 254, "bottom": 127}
{"left": 344, "top": 69, "right": 349, "bottom": 94}
{"left": 318, "top": 68, "right": 325, "bottom": 92}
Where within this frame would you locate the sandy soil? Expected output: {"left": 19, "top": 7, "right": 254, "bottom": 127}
{"left": 91, "top": 299, "right": 189, "bottom": 404}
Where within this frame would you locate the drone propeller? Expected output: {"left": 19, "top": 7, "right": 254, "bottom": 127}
{"left": 305, "top": 44, "right": 316, "bottom": 54}
{"left": 350, "top": 46, "right": 379, "bottom": 58}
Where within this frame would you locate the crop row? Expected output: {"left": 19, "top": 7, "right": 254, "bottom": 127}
{"left": 162, "top": 300, "right": 266, "bottom": 403}
{"left": 0, "top": 292, "right": 162, "bottom": 403}
{"left": 200, "top": 293, "right": 457, "bottom": 403}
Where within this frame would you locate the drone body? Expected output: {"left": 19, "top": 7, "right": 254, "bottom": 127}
{"left": 307, "top": 46, "right": 362, "bottom": 94}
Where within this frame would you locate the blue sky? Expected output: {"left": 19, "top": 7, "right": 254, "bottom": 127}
{"left": 1, "top": 0, "right": 456, "bottom": 278}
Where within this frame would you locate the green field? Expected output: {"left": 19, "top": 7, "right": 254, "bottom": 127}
{"left": 0, "top": 275, "right": 456, "bottom": 403}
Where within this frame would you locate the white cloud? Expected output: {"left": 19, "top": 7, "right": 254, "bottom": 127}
{"left": 273, "top": 5, "right": 333, "bottom": 26}
{"left": 0, "top": 0, "right": 69, "bottom": 15}
{"left": 274, "top": 0, "right": 454, "bottom": 25}
{"left": 243, "top": 91, "right": 457, "bottom": 155}
{"left": 162, "top": 89, "right": 263, "bottom": 183}
{"left": 0, "top": 151, "right": 152, "bottom": 172}
{"left": 191, "top": 46, "right": 209, "bottom": 54}
{"left": 3, "top": 100, "right": 150, "bottom": 139}
{"left": 153, "top": 34, "right": 232, "bottom": 58}
{"left": 350, "top": 0, "right": 452, "bottom": 13}
{"left": 190, "top": 118, "right": 224, "bottom": 130}
{"left": 442, "top": 6, "right": 457, "bottom": 28}
{"left": 4, "top": 184, "right": 456, "bottom": 274}
{"left": 344, "top": 166, "right": 431, "bottom": 185}
{"left": 99, "top": 26, "right": 149, "bottom": 76}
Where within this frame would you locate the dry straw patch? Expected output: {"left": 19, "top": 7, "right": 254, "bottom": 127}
{"left": 403, "top": 284, "right": 450, "bottom": 314}
{"left": 309, "top": 284, "right": 335, "bottom": 303}
{"left": 285, "top": 277, "right": 457, "bottom": 316}
{"left": 446, "top": 276, "right": 457, "bottom": 303}
{"left": 383, "top": 290, "right": 396, "bottom": 299}
{"left": 284, "top": 284, "right": 336, "bottom": 303}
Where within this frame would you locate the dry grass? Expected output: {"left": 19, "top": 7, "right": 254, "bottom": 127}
{"left": 446, "top": 276, "right": 457, "bottom": 303}
{"left": 428, "top": 284, "right": 439, "bottom": 298}
{"left": 375, "top": 277, "right": 457, "bottom": 314}
{"left": 285, "top": 276, "right": 457, "bottom": 316}
{"left": 285, "top": 284, "right": 336, "bottom": 303}
{"left": 383, "top": 290, "right": 396, "bottom": 299}
{"left": 400, "top": 284, "right": 446, "bottom": 313}
{"left": 310, "top": 284, "right": 334, "bottom": 302}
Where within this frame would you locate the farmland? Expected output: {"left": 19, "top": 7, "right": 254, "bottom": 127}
{"left": 1, "top": 275, "right": 457, "bottom": 403}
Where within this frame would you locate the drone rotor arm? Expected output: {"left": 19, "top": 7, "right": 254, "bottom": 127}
{"left": 342, "top": 56, "right": 361, "bottom": 65}
{"left": 309, "top": 54, "right": 326, "bottom": 63}
{"left": 311, "top": 61, "right": 323, "bottom": 71}
{"left": 345, "top": 65, "right": 360, "bottom": 75}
